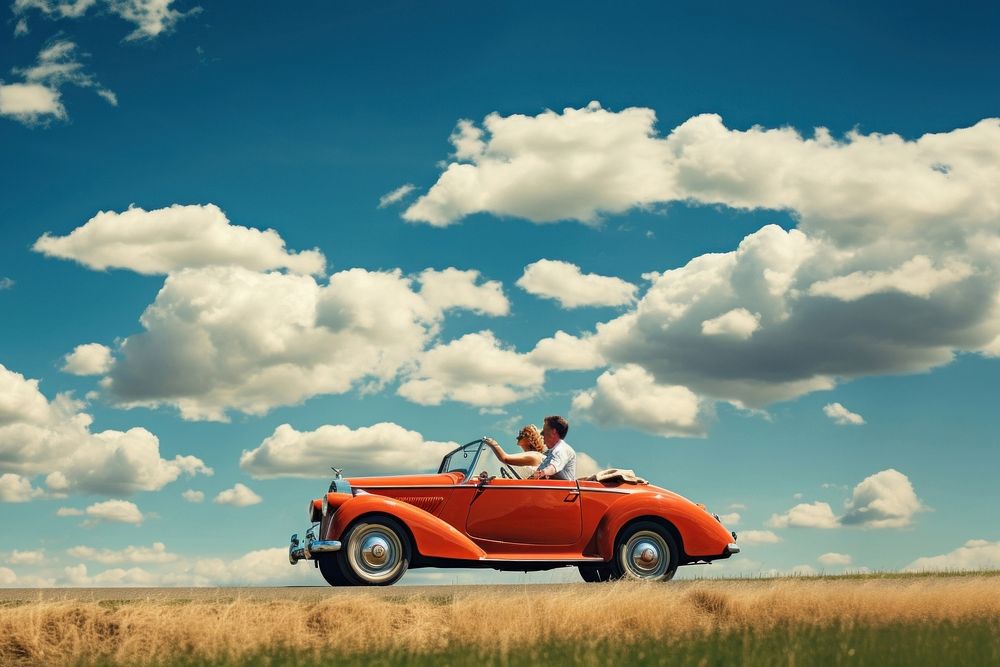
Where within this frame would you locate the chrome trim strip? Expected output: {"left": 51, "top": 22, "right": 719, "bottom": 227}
{"left": 356, "top": 484, "right": 630, "bottom": 494}
{"left": 480, "top": 556, "right": 606, "bottom": 562}
{"left": 727, "top": 542, "right": 740, "bottom": 554}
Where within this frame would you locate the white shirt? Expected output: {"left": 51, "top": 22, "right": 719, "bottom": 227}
{"left": 537, "top": 440, "right": 576, "bottom": 480}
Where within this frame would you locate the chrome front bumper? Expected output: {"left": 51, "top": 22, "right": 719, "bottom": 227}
{"left": 727, "top": 542, "right": 740, "bottom": 554}
{"left": 288, "top": 530, "right": 342, "bottom": 565}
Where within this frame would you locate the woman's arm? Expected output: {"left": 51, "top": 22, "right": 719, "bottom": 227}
{"left": 483, "top": 438, "right": 538, "bottom": 466}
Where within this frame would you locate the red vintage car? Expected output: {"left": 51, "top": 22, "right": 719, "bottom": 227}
{"left": 288, "top": 438, "right": 739, "bottom": 585}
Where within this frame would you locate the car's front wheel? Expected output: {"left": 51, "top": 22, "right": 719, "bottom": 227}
{"left": 339, "top": 517, "right": 411, "bottom": 586}
{"left": 317, "top": 554, "right": 352, "bottom": 586}
{"left": 611, "top": 521, "right": 679, "bottom": 581}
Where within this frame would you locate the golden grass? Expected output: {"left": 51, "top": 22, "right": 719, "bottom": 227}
{"left": 3, "top": 575, "right": 1000, "bottom": 665}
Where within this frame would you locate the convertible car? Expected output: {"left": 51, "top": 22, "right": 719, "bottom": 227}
{"left": 288, "top": 438, "right": 739, "bottom": 586}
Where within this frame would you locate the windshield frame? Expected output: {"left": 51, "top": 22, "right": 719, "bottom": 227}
{"left": 437, "top": 438, "right": 522, "bottom": 480}
{"left": 438, "top": 439, "right": 486, "bottom": 477}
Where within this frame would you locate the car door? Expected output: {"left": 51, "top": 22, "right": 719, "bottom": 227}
{"left": 465, "top": 475, "right": 584, "bottom": 546}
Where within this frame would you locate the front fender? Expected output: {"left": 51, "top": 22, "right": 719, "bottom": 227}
{"left": 325, "top": 494, "right": 486, "bottom": 562}
{"left": 596, "top": 491, "right": 733, "bottom": 560}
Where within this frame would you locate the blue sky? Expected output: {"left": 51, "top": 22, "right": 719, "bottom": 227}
{"left": 2, "top": 1, "right": 1000, "bottom": 586}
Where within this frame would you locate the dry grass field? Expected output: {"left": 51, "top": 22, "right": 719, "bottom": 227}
{"left": 2, "top": 573, "right": 999, "bottom": 666}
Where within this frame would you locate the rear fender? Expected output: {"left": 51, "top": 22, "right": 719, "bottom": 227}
{"left": 596, "top": 492, "right": 732, "bottom": 560}
{"left": 325, "top": 493, "right": 486, "bottom": 561}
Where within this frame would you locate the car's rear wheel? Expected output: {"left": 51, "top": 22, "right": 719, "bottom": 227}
{"left": 339, "top": 517, "right": 411, "bottom": 586}
{"left": 611, "top": 521, "right": 679, "bottom": 581}
{"left": 578, "top": 564, "right": 615, "bottom": 582}
{"left": 317, "top": 554, "right": 353, "bottom": 586}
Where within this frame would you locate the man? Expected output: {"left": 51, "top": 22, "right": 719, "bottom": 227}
{"left": 529, "top": 415, "right": 577, "bottom": 480}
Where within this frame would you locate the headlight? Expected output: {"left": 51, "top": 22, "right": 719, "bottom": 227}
{"left": 323, "top": 494, "right": 328, "bottom": 516}
{"left": 307, "top": 500, "right": 315, "bottom": 521}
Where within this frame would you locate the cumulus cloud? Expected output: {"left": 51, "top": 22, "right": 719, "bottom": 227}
{"left": 841, "top": 468, "right": 924, "bottom": 528}
{"left": 737, "top": 530, "right": 781, "bottom": 545}
{"left": 0, "top": 473, "right": 45, "bottom": 502}
{"left": 767, "top": 502, "right": 840, "bottom": 529}
{"left": 905, "top": 539, "right": 1000, "bottom": 572}
{"left": 214, "top": 483, "right": 261, "bottom": 507}
{"left": 818, "top": 552, "right": 852, "bottom": 566}
{"left": 0, "top": 40, "right": 114, "bottom": 124}
{"left": 516, "top": 260, "right": 637, "bottom": 308}
{"left": 13, "top": 0, "right": 198, "bottom": 41}
{"left": 181, "top": 489, "right": 203, "bottom": 503}
{"left": 823, "top": 402, "right": 865, "bottom": 426}
{"left": 99, "top": 265, "right": 506, "bottom": 420}
{"left": 0, "top": 567, "right": 15, "bottom": 585}
{"left": 418, "top": 267, "right": 509, "bottom": 315}
{"left": 528, "top": 331, "right": 605, "bottom": 371}
{"left": 241, "top": 422, "right": 458, "bottom": 478}
{"left": 701, "top": 308, "right": 761, "bottom": 339}
{"left": 62, "top": 343, "right": 113, "bottom": 376}
{"left": 769, "top": 469, "right": 924, "bottom": 530}
{"left": 0, "top": 363, "right": 212, "bottom": 495}
{"left": 60, "top": 547, "right": 316, "bottom": 587}
{"left": 34, "top": 204, "right": 326, "bottom": 275}
{"left": 58, "top": 499, "right": 144, "bottom": 525}
{"left": 68, "top": 542, "right": 176, "bottom": 564}
{"left": 378, "top": 184, "right": 416, "bottom": 208}
{"left": 398, "top": 331, "right": 543, "bottom": 408}
{"left": 571, "top": 364, "right": 704, "bottom": 437}
{"left": 0, "top": 277, "right": 14, "bottom": 290}
{"left": 719, "top": 512, "right": 740, "bottom": 525}
{"left": 7, "top": 549, "right": 45, "bottom": 565}
{"left": 575, "top": 451, "right": 600, "bottom": 478}
{"left": 406, "top": 104, "right": 1000, "bottom": 414}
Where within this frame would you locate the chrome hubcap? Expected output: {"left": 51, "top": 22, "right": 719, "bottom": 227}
{"left": 622, "top": 530, "right": 669, "bottom": 578}
{"left": 348, "top": 524, "right": 403, "bottom": 582}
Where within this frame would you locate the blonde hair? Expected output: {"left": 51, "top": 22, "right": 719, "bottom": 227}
{"left": 516, "top": 424, "right": 545, "bottom": 453}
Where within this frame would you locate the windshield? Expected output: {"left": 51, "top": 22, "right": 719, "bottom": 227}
{"left": 438, "top": 438, "right": 522, "bottom": 480}
{"left": 438, "top": 439, "right": 485, "bottom": 477}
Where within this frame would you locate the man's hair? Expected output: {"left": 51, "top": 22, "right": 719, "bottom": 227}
{"left": 544, "top": 415, "right": 569, "bottom": 439}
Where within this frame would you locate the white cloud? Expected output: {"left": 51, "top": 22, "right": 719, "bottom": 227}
{"left": 0, "top": 473, "right": 45, "bottom": 502}
{"left": 240, "top": 422, "right": 457, "bottom": 478}
{"left": 737, "top": 530, "right": 781, "bottom": 545}
{"left": 701, "top": 308, "right": 761, "bottom": 339}
{"left": 0, "top": 277, "right": 14, "bottom": 290}
{"left": 769, "top": 469, "right": 924, "bottom": 530}
{"left": 406, "top": 104, "right": 1000, "bottom": 414}
{"left": 719, "top": 512, "right": 740, "bottom": 525}
{"left": 841, "top": 468, "right": 924, "bottom": 528}
{"left": 13, "top": 0, "right": 198, "bottom": 40}
{"left": 100, "top": 265, "right": 505, "bottom": 421}
{"left": 34, "top": 204, "right": 326, "bottom": 276}
{"left": 398, "top": 331, "right": 543, "bottom": 408}
{"left": 809, "top": 256, "right": 974, "bottom": 301}
{"left": 823, "top": 402, "right": 865, "bottom": 426}
{"left": 729, "top": 503, "right": 747, "bottom": 510}
{"left": 0, "top": 40, "right": 114, "bottom": 125}
{"left": 60, "top": 547, "right": 316, "bottom": 587}
{"left": 214, "top": 483, "right": 261, "bottom": 507}
{"left": 7, "top": 549, "right": 45, "bottom": 565}
{"left": 59, "top": 499, "right": 144, "bottom": 525}
{"left": 0, "top": 567, "right": 15, "bottom": 585}
{"left": 516, "top": 260, "right": 637, "bottom": 308}
{"left": 0, "top": 82, "right": 63, "bottom": 123}
{"left": 575, "top": 451, "right": 600, "bottom": 478}
{"left": 767, "top": 502, "right": 840, "bottom": 529}
{"left": 905, "top": 539, "right": 1000, "bottom": 572}
{"left": 62, "top": 343, "right": 113, "bottom": 376}
{"left": 181, "top": 489, "right": 204, "bottom": 503}
{"left": 818, "top": 552, "right": 852, "bottom": 566}
{"left": 571, "top": 364, "right": 704, "bottom": 438}
{"left": 378, "top": 184, "right": 416, "bottom": 208}
{"left": 528, "top": 331, "right": 605, "bottom": 371}
{"left": 0, "top": 363, "right": 212, "bottom": 495}
{"left": 68, "top": 542, "right": 176, "bottom": 564}
{"left": 417, "top": 267, "right": 509, "bottom": 316}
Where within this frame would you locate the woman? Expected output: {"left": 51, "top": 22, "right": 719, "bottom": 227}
{"left": 484, "top": 425, "right": 545, "bottom": 478}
